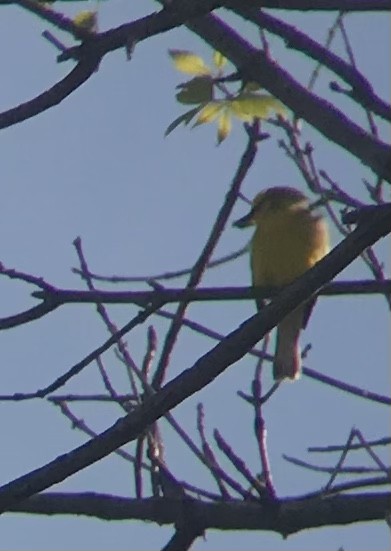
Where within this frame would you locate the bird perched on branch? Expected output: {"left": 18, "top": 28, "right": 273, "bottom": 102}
{"left": 234, "top": 187, "right": 329, "bottom": 381}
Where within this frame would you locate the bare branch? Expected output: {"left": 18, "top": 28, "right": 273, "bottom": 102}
{"left": 13, "top": 0, "right": 91, "bottom": 39}
{"left": 196, "top": 404, "right": 231, "bottom": 498}
{"left": 306, "top": 475, "right": 391, "bottom": 497}
{"left": 309, "top": 437, "right": 391, "bottom": 453}
{"left": 1, "top": 1, "right": 225, "bottom": 129}
{"left": 283, "top": 454, "right": 386, "bottom": 474}
{"left": 239, "top": 0, "right": 391, "bottom": 10}
{"left": 0, "top": 302, "right": 60, "bottom": 330}
{"left": 175, "top": 10, "right": 391, "bottom": 180}
{"left": 48, "top": 394, "right": 137, "bottom": 403}
{"left": 0, "top": 301, "right": 163, "bottom": 401}
{"left": 251, "top": 366, "right": 277, "bottom": 499}
{"left": 71, "top": 245, "right": 248, "bottom": 283}
{"left": 29, "top": 280, "right": 391, "bottom": 309}
{"left": 231, "top": 7, "right": 391, "bottom": 122}
{"left": 0, "top": 58, "right": 99, "bottom": 130}
{"left": 3, "top": 0, "right": 391, "bottom": 10}
{"left": 152, "top": 123, "right": 260, "bottom": 389}
{"left": 302, "top": 366, "right": 391, "bottom": 406}
{"left": 0, "top": 207, "right": 389, "bottom": 511}
{"left": 214, "top": 430, "right": 270, "bottom": 499}
{"left": 162, "top": 525, "right": 203, "bottom": 551}
{"left": 7, "top": 492, "right": 391, "bottom": 536}
{"left": 52, "top": 400, "right": 144, "bottom": 467}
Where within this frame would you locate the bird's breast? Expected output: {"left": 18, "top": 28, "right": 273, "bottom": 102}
{"left": 250, "top": 210, "right": 329, "bottom": 287}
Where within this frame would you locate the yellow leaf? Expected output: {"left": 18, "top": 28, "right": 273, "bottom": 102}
{"left": 194, "top": 101, "right": 224, "bottom": 126}
{"left": 176, "top": 76, "right": 213, "bottom": 105}
{"left": 73, "top": 10, "right": 98, "bottom": 32}
{"left": 213, "top": 50, "right": 227, "bottom": 69}
{"left": 169, "top": 50, "right": 210, "bottom": 76}
{"left": 217, "top": 109, "right": 231, "bottom": 144}
{"left": 231, "top": 93, "right": 287, "bottom": 121}
{"left": 228, "top": 100, "right": 253, "bottom": 122}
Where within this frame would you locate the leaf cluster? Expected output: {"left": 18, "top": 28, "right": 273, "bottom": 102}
{"left": 167, "top": 50, "right": 287, "bottom": 144}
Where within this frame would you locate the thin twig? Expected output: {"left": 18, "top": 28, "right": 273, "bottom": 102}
{"left": 152, "top": 124, "right": 260, "bottom": 389}
{"left": 196, "top": 404, "right": 230, "bottom": 499}
{"left": 283, "top": 454, "right": 386, "bottom": 474}
{"left": 48, "top": 394, "right": 137, "bottom": 403}
{"left": 306, "top": 475, "right": 391, "bottom": 498}
{"left": 53, "top": 400, "right": 220, "bottom": 501}
{"left": 351, "top": 429, "right": 390, "bottom": 475}
{"left": 53, "top": 400, "right": 146, "bottom": 467}
{"left": 71, "top": 245, "right": 248, "bottom": 283}
{"left": 252, "top": 378, "right": 276, "bottom": 498}
{"left": 337, "top": 17, "right": 379, "bottom": 136}
{"left": 251, "top": 334, "right": 277, "bottom": 499}
{"left": 323, "top": 428, "right": 357, "bottom": 492}
{"left": 214, "top": 430, "right": 270, "bottom": 500}
{"left": 309, "top": 12, "right": 343, "bottom": 91}
{"left": 309, "top": 437, "right": 391, "bottom": 453}
{"left": 0, "top": 207, "right": 389, "bottom": 509}
{"left": 15, "top": 301, "right": 163, "bottom": 400}
{"left": 30, "top": 280, "right": 391, "bottom": 306}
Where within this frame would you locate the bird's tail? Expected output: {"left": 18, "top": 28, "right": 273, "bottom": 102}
{"left": 273, "top": 306, "right": 305, "bottom": 381}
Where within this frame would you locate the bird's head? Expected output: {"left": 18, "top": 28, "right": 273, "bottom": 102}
{"left": 233, "top": 187, "right": 309, "bottom": 228}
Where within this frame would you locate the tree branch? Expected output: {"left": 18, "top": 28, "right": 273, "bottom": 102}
{"left": 54, "top": 3, "right": 391, "bottom": 181}
{"left": 231, "top": 7, "right": 391, "bottom": 122}
{"left": 3, "top": 278, "right": 389, "bottom": 332}
{"left": 29, "top": 279, "right": 391, "bottom": 309}
{"left": 152, "top": 123, "right": 259, "bottom": 389}
{"left": 2, "top": 0, "right": 390, "bottom": 10}
{"left": 202, "top": 15, "right": 391, "bottom": 181}
{"left": 1, "top": 1, "right": 226, "bottom": 129}
{"left": 7, "top": 492, "right": 391, "bottom": 536}
{"left": 309, "top": 437, "right": 391, "bottom": 453}
{"left": 4, "top": 0, "right": 390, "bottom": 182}
{"left": 13, "top": 0, "right": 91, "bottom": 39}
{"left": 177, "top": 11, "right": 390, "bottom": 181}
{"left": 241, "top": 0, "right": 391, "bottom": 10}
{"left": 0, "top": 206, "right": 389, "bottom": 511}
{"left": 0, "top": 57, "right": 99, "bottom": 130}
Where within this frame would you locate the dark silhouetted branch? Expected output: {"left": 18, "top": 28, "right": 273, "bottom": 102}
{"left": 302, "top": 366, "right": 391, "bottom": 406}
{"left": 283, "top": 454, "right": 385, "bottom": 474}
{"left": 0, "top": 57, "right": 100, "bottom": 130}
{"left": 173, "top": 10, "right": 391, "bottom": 180}
{"left": 7, "top": 492, "right": 391, "bottom": 536}
{"left": 152, "top": 123, "right": 260, "bottom": 389}
{"left": 309, "top": 437, "right": 391, "bottom": 453}
{"left": 30, "top": 279, "right": 391, "bottom": 308}
{"left": 72, "top": 245, "right": 248, "bottom": 283}
{"left": 231, "top": 7, "right": 391, "bottom": 122}
{"left": 0, "top": 206, "right": 389, "bottom": 512}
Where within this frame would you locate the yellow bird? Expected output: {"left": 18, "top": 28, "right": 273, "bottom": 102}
{"left": 234, "top": 187, "right": 329, "bottom": 381}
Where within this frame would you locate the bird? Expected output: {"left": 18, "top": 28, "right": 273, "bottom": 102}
{"left": 233, "top": 186, "right": 330, "bottom": 381}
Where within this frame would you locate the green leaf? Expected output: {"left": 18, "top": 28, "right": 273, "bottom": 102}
{"left": 169, "top": 50, "right": 210, "bottom": 76}
{"left": 213, "top": 50, "right": 227, "bottom": 69}
{"left": 231, "top": 93, "right": 287, "bottom": 121}
{"left": 217, "top": 109, "right": 231, "bottom": 144}
{"left": 176, "top": 76, "right": 213, "bottom": 105}
{"left": 194, "top": 101, "right": 224, "bottom": 126}
{"left": 165, "top": 107, "right": 201, "bottom": 137}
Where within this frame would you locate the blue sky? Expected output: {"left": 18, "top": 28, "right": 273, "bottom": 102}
{"left": 0, "top": 1, "right": 389, "bottom": 549}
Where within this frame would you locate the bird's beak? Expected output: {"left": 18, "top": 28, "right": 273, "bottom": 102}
{"left": 233, "top": 209, "right": 254, "bottom": 228}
